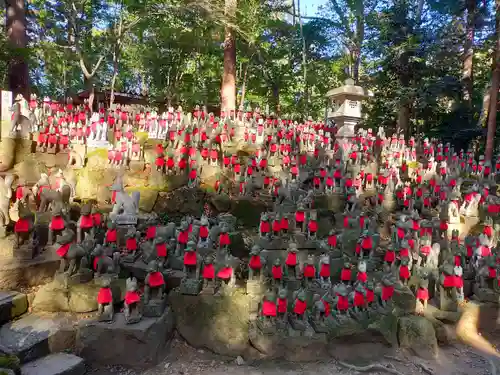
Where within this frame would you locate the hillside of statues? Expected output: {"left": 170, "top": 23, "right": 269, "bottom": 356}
{"left": 0, "top": 93, "right": 498, "bottom": 372}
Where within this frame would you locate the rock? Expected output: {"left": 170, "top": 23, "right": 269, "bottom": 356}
{"left": 0, "top": 314, "right": 76, "bottom": 363}
{"left": 67, "top": 283, "right": 99, "bottom": 313}
{"left": 153, "top": 189, "right": 204, "bottom": 219}
{"left": 398, "top": 316, "right": 438, "bottom": 359}
{"left": 368, "top": 314, "right": 399, "bottom": 346}
{"left": 76, "top": 310, "right": 174, "bottom": 368}
{"left": 230, "top": 198, "right": 269, "bottom": 228}
{"left": 393, "top": 286, "right": 417, "bottom": 314}
{"left": 235, "top": 356, "right": 245, "bottom": 366}
{"left": 210, "top": 195, "right": 231, "bottom": 212}
{"left": 20, "top": 353, "right": 85, "bottom": 375}
{"left": 32, "top": 281, "right": 70, "bottom": 313}
{"left": 228, "top": 232, "right": 248, "bottom": 259}
{"left": 34, "top": 279, "right": 127, "bottom": 314}
{"left": 0, "top": 291, "right": 28, "bottom": 324}
{"left": 0, "top": 138, "right": 16, "bottom": 172}
{"left": 138, "top": 190, "right": 158, "bottom": 213}
{"left": 248, "top": 322, "right": 328, "bottom": 361}
{"left": 169, "top": 290, "right": 250, "bottom": 357}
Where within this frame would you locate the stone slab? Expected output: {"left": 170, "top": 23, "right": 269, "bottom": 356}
{"left": 21, "top": 353, "right": 85, "bottom": 375}
{"left": 0, "top": 314, "right": 76, "bottom": 364}
{"left": 0, "top": 248, "right": 59, "bottom": 290}
{"left": 76, "top": 309, "right": 174, "bottom": 368}
{"left": 0, "top": 291, "right": 28, "bottom": 324}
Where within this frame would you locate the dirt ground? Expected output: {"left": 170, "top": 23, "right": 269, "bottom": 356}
{"left": 86, "top": 332, "right": 499, "bottom": 375}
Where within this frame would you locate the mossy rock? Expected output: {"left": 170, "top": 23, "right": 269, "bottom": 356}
{"left": 230, "top": 198, "right": 270, "bottom": 228}
{"left": 0, "top": 355, "right": 20, "bottom": 373}
{"left": 398, "top": 315, "right": 438, "bottom": 359}
{"left": 169, "top": 289, "right": 251, "bottom": 357}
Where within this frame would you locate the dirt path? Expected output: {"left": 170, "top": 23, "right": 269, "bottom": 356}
{"left": 86, "top": 333, "right": 497, "bottom": 375}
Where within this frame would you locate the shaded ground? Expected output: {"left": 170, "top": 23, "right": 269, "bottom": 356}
{"left": 86, "top": 332, "right": 497, "bottom": 375}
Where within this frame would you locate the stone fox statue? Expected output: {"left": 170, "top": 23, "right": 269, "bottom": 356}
{"left": 0, "top": 174, "right": 13, "bottom": 228}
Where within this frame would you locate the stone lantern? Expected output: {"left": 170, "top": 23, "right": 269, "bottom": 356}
{"left": 326, "top": 79, "right": 372, "bottom": 150}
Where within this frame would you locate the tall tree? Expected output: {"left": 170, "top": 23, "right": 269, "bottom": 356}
{"left": 6, "top": 0, "right": 28, "bottom": 95}
{"left": 221, "top": 0, "right": 237, "bottom": 112}
{"left": 485, "top": 0, "right": 499, "bottom": 160}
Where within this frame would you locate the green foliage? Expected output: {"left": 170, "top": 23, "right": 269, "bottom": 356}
{"left": 0, "top": 0, "right": 492, "bottom": 146}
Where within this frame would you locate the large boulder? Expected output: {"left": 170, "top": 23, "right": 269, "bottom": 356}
{"left": 398, "top": 315, "right": 438, "bottom": 359}
{"left": 169, "top": 290, "right": 251, "bottom": 357}
{"left": 32, "top": 279, "right": 126, "bottom": 313}
{"left": 76, "top": 309, "right": 174, "bottom": 368}
{"left": 248, "top": 323, "right": 328, "bottom": 361}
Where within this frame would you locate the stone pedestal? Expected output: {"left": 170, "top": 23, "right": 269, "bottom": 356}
{"left": 180, "top": 277, "right": 202, "bottom": 295}
{"left": 76, "top": 309, "right": 174, "bottom": 368}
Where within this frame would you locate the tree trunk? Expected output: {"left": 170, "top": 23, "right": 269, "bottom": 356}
{"left": 352, "top": 0, "right": 365, "bottom": 84}
{"left": 221, "top": 0, "right": 237, "bottom": 113}
{"left": 397, "top": 102, "right": 411, "bottom": 138}
{"left": 6, "top": 0, "right": 28, "bottom": 96}
{"left": 463, "top": 0, "right": 476, "bottom": 105}
{"left": 271, "top": 83, "right": 280, "bottom": 115}
{"left": 297, "top": 0, "right": 308, "bottom": 115}
{"left": 485, "top": 0, "right": 499, "bottom": 161}
{"left": 239, "top": 62, "right": 250, "bottom": 109}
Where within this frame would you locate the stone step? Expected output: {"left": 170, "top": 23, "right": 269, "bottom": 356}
{"left": 20, "top": 353, "right": 84, "bottom": 375}
{"left": 0, "top": 291, "right": 28, "bottom": 325}
{"left": 0, "top": 243, "right": 59, "bottom": 290}
{"left": 0, "top": 314, "right": 76, "bottom": 364}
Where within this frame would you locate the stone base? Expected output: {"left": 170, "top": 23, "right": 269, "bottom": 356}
{"left": 472, "top": 285, "right": 500, "bottom": 303}
{"left": 76, "top": 309, "right": 174, "bottom": 368}
{"left": 248, "top": 321, "right": 328, "bottom": 361}
{"left": 0, "top": 314, "right": 76, "bottom": 364}
{"left": 256, "top": 319, "right": 277, "bottom": 334}
{"left": 142, "top": 298, "right": 167, "bottom": 317}
{"left": 21, "top": 353, "right": 85, "bottom": 375}
{"left": 0, "top": 291, "right": 27, "bottom": 325}
{"left": 309, "top": 317, "right": 329, "bottom": 333}
{"left": 289, "top": 317, "right": 307, "bottom": 331}
{"left": 179, "top": 278, "right": 202, "bottom": 295}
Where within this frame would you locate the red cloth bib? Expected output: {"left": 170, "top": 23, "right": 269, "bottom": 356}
{"left": 443, "top": 274, "right": 455, "bottom": 288}
{"left": 272, "top": 265, "right": 283, "bottom": 279}
{"left": 217, "top": 267, "right": 233, "bottom": 279}
{"left": 303, "top": 264, "right": 315, "bottom": 278}
{"left": 80, "top": 215, "right": 93, "bottom": 229}
{"left": 50, "top": 216, "right": 65, "bottom": 231}
{"left": 146, "top": 226, "right": 157, "bottom": 240}
{"left": 199, "top": 226, "right": 209, "bottom": 238}
{"left": 286, "top": 252, "right": 297, "bottom": 266}
{"left": 262, "top": 300, "right": 277, "bottom": 317}
{"left": 416, "top": 288, "right": 429, "bottom": 301}
{"left": 184, "top": 251, "right": 197, "bottom": 265}
{"left": 320, "top": 263, "right": 330, "bottom": 277}
{"left": 125, "top": 291, "right": 140, "bottom": 305}
{"left": 97, "top": 287, "right": 113, "bottom": 304}
{"left": 260, "top": 221, "right": 270, "bottom": 233}
{"left": 92, "top": 213, "right": 101, "bottom": 227}
{"left": 148, "top": 271, "right": 165, "bottom": 287}
{"left": 219, "top": 233, "right": 230, "bottom": 246}
{"left": 56, "top": 243, "right": 71, "bottom": 257}
{"left": 340, "top": 268, "right": 351, "bottom": 281}
{"left": 399, "top": 265, "right": 411, "bottom": 279}
{"left": 126, "top": 238, "right": 137, "bottom": 251}
{"left": 277, "top": 298, "right": 287, "bottom": 313}
{"left": 295, "top": 211, "right": 305, "bottom": 222}
{"left": 308, "top": 220, "right": 318, "bottom": 232}
{"left": 178, "top": 231, "right": 189, "bottom": 244}
{"left": 337, "top": 295, "right": 349, "bottom": 311}
{"left": 203, "top": 264, "right": 215, "bottom": 279}
{"left": 293, "top": 299, "right": 307, "bottom": 314}
{"left": 156, "top": 243, "right": 167, "bottom": 257}
{"left": 357, "top": 272, "right": 367, "bottom": 283}
{"left": 328, "top": 235, "right": 337, "bottom": 247}
{"left": 249, "top": 255, "right": 262, "bottom": 270}
{"left": 354, "top": 291, "right": 365, "bottom": 307}
{"left": 14, "top": 218, "right": 30, "bottom": 233}
{"left": 382, "top": 286, "right": 394, "bottom": 300}
{"left": 361, "top": 237, "right": 372, "bottom": 250}
{"left": 384, "top": 250, "right": 396, "bottom": 262}
{"left": 106, "top": 229, "right": 117, "bottom": 243}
